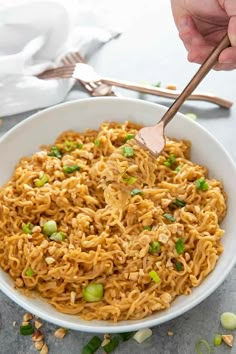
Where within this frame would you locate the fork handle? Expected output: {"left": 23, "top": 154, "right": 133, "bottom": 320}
{"left": 100, "top": 77, "right": 232, "bottom": 108}
{"left": 160, "top": 33, "right": 231, "bottom": 126}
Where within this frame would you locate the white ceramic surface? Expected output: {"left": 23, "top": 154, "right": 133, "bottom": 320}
{"left": 0, "top": 97, "right": 236, "bottom": 333}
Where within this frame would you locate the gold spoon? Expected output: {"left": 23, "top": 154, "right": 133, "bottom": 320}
{"left": 135, "top": 34, "right": 231, "bottom": 157}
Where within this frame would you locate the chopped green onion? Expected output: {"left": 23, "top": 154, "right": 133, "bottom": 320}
{"left": 143, "top": 225, "right": 152, "bottom": 231}
{"left": 163, "top": 213, "right": 176, "bottom": 222}
{"left": 149, "top": 270, "right": 160, "bottom": 283}
{"left": 195, "top": 177, "right": 209, "bottom": 191}
{"left": 213, "top": 334, "right": 222, "bottom": 346}
{"left": 63, "top": 140, "right": 76, "bottom": 152}
{"left": 82, "top": 336, "right": 102, "bottom": 354}
{"left": 175, "top": 262, "right": 183, "bottom": 271}
{"left": 175, "top": 166, "right": 182, "bottom": 173}
{"left": 22, "top": 222, "right": 34, "bottom": 234}
{"left": 186, "top": 112, "right": 197, "bottom": 120}
{"left": 149, "top": 241, "right": 161, "bottom": 254}
{"left": 34, "top": 174, "right": 48, "bottom": 187}
{"left": 130, "top": 189, "right": 143, "bottom": 197}
{"left": 175, "top": 238, "right": 185, "bottom": 255}
{"left": 103, "top": 336, "right": 120, "bottom": 353}
{"left": 122, "top": 175, "right": 137, "bottom": 185}
{"left": 133, "top": 328, "right": 153, "bottom": 343}
{"left": 43, "top": 220, "right": 57, "bottom": 236}
{"left": 220, "top": 312, "right": 236, "bottom": 330}
{"left": 50, "top": 232, "right": 66, "bottom": 242}
{"left": 77, "top": 143, "right": 83, "bottom": 149}
{"left": 26, "top": 267, "right": 34, "bottom": 277}
{"left": 125, "top": 134, "right": 135, "bottom": 141}
{"left": 153, "top": 81, "right": 161, "bottom": 87}
{"left": 20, "top": 323, "right": 34, "bottom": 336}
{"left": 173, "top": 198, "right": 186, "bottom": 208}
{"left": 48, "top": 146, "right": 62, "bottom": 159}
{"left": 195, "top": 339, "right": 211, "bottom": 354}
{"left": 62, "top": 165, "right": 80, "bottom": 174}
{"left": 119, "top": 332, "right": 135, "bottom": 341}
{"left": 82, "top": 283, "right": 104, "bottom": 302}
{"left": 164, "top": 154, "right": 176, "bottom": 168}
{"left": 94, "top": 139, "right": 100, "bottom": 147}
{"left": 122, "top": 146, "right": 134, "bottom": 157}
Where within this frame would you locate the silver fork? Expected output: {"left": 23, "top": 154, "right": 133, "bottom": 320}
{"left": 38, "top": 62, "right": 232, "bottom": 108}
{"left": 43, "top": 52, "right": 116, "bottom": 97}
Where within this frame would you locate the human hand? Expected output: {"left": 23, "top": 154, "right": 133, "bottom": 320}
{"left": 171, "top": 0, "right": 236, "bottom": 70}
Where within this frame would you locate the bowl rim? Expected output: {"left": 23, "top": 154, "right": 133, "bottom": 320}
{"left": 1, "top": 96, "right": 236, "bottom": 333}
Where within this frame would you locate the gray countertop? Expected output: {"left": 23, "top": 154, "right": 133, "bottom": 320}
{"left": 1, "top": 1, "right": 236, "bottom": 353}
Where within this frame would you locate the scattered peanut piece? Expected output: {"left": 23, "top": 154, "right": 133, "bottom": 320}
{"left": 54, "top": 328, "right": 67, "bottom": 339}
{"left": 34, "top": 320, "right": 43, "bottom": 329}
{"left": 32, "top": 330, "right": 44, "bottom": 342}
{"left": 23, "top": 313, "right": 33, "bottom": 322}
{"left": 40, "top": 343, "right": 49, "bottom": 354}
{"left": 35, "top": 340, "right": 44, "bottom": 351}
{"left": 222, "top": 334, "right": 234, "bottom": 347}
{"left": 12, "top": 321, "right": 16, "bottom": 327}
{"left": 21, "top": 321, "right": 30, "bottom": 326}
{"left": 101, "top": 334, "right": 111, "bottom": 347}
{"left": 45, "top": 257, "right": 55, "bottom": 265}
{"left": 166, "top": 84, "right": 177, "bottom": 90}
{"left": 167, "top": 331, "right": 174, "bottom": 336}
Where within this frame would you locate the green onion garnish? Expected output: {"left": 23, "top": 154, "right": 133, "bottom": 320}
{"left": 173, "top": 198, "right": 186, "bottom": 207}
{"left": 175, "top": 166, "right": 181, "bottom": 173}
{"left": 34, "top": 174, "right": 48, "bottom": 187}
{"left": 62, "top": 165, "right": 80, "bottom": 174}
{"left": 82, "top": 283, "right": 104, "bottom": 302}
{"left": 195, "top": 339, "right": 211, "bottom": 354}
{"left": 153, "top": 81, "right": 161, "bottom": 87}
{"left": 103, "top": 336, "right": 120, "bottom": 353}
{"left": 82, "top": 336, "right": 102, "bottom": 354}
{"left": 143, "top": 225, "right": 152, "bottom": 231}
{"left": 220, "top": 312, "right": 236, "bottom": 329}
{"left": 48, "top": 146, "right": 62, "bottom": 159}
{"left": 163, "top": 213, "right": 176, "bottom": 222}
{"left": 26, "top": 267, "right": 34, "bottom": 277}
{"left": 77, "top": 143, "right": 83, "bottom": 149}
{"left": 50, "top": 232, "right": 66, "bottom": 242}
{"left": 213, "top": 334, "right": 222, "bottom": 346}
{"left": 122, "top": 146, "right": 134, "bottom": 157}
{"left": 125, "top": 134, "right": 135, "bottom": 141}
{"left": 175, "top": 262, "right": 183, "bottom": 271}
{"left": 119, "top": 332, "right": 135, "bottom": 341}
{"left": 122, "top": 175, "right": 137, "bottom": 185}
{"left": 175, "top": 238, "right": 185, "bottom": 255}
{"left": 149, "top": 241, "right": 161, "bottom": 254}
{"left": 22, "top": 222, "right": 34, "bottom": 234}
{"left": 130, "top": 189, "right": 143, "bottom": 197}
{"left": 164, "top": 154, "right": 176, "bottom": 168}
{"left": 195, "top": 177, "right": 209, "bottom": 191}
{"left": 20, "top": 323, "right": 34, "bottom": 336}
{"left": 43, "top": 220, "right": 57, "bottom": 236}
{"left": 149, "top": 270, "right": 160, "bottom": 283}
{"left": 94, "top": 139, "right": 100, "bottom": 147}
{"left": 63, "top": 140, "right": 76, "bottom": 152}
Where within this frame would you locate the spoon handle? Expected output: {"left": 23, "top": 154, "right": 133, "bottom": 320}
{"left": 161, "top": 33, "right": 230, "bottom": 127}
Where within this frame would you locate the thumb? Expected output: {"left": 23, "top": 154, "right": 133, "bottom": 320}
{"left": 228, "top": 15, "right": 236, "bottom": 46}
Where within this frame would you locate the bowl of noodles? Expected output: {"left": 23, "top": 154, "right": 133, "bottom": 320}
{"left": 0, "top": 97, "right": 236, "bottom": 333}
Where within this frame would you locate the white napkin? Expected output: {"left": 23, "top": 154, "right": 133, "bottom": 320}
{"left": 0, "top": 1, "right": 120, "bottom": 117}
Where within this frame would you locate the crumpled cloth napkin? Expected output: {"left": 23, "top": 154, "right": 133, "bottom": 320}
{"left": 0, "top": 0, "right": 120, "bottom": 116}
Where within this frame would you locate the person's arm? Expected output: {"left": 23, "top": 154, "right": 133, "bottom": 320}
{"left": 171, "top": 0, "right": 236, "bottom": 70}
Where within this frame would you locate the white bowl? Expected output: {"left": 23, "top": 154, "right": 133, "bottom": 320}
{"left": 1, "top": 97, "right": 236, "bottom": 333}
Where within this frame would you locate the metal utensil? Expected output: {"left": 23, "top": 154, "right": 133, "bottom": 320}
{"left": 38, "top": 62, "right": 233, "bottom": 109}
{"left": 135, "top": 34, "right": 231, "bottom": 157}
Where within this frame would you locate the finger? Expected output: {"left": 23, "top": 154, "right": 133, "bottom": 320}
{"left": 219, "top": 46, "right": 236, "bottom": 64}
{"left": 214, "top": 62, "right": 236, "bottom": 70}
{"left": 228, "top": 15, "right": 236, "bottom": 46}
{"left": 177, "top": 15, "right": 207, "bottom": 51}
{"left": 187, "top": 45, "right": 214, "bottom": 63}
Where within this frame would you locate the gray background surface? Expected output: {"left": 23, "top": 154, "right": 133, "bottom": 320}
{"left": 1, "top": 1, "right": 236, "bottom": 353}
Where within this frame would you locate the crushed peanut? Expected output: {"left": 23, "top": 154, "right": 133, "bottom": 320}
{"left": 15, "top": 278, "right": 24, "bottom": 288}
{"left": 32, "top": 330, "right": 44, "bottom": 342}
{"left": 32, "top": 226, "right": 41, "bottom": 233}
{"left": 45, "top": 257, "right": 55, "bottom": 265}
{"left": 40, "top": 343, "right": 49, "bottom": 354}
{"left": 70, "top": 291, "right": 76, "bottom": 304}
{"left": 167, "top": 331, "right": 174, "bottom": 336}
{"left": 159, "top": 233, "right": 169, "bottom": 244}
{"left": 23, "top": 313, "right": 33, "bottom": 322}
{"left": 35, "top": 341, "right": 44, "bottom": 350}
{"left": 21, "top": 321, "right": 30, "bottom": 326}
{"left": 161, "top": 198, "right": 172, "bottom": 209}
{"left": 128, "top": 272, "right": 139, "bottom": 281}
{"left": 12, "top": 321, "right": 16, "bottom": 327}
{"left": 166, "top": 84, "right": 177, "bottom": 90}
{"left": 40, "top": 240, "right": 49, "bottom": 249}
{"left": 222, "top": 334, "right": 234, "bottom": 347}
{"left": 54, "top": 328, "right": 67, "bottom": 339}
{"left": 34, "top": 320, "right": 43, "bottom": 329}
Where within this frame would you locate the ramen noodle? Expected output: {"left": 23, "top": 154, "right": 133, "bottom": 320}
{"left": 0, "top": 121, "right": 227, "bottom": 321}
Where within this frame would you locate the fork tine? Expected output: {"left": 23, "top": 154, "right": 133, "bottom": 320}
{"left": 64, "top": 53, "right": 76, "bottom": 65}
